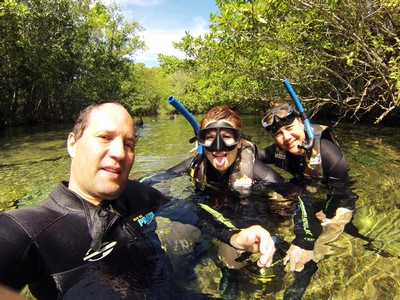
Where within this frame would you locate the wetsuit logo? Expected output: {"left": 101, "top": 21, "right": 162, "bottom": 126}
{"left": 83, "top": 241, "right": 117, "bottom": 262}
{"left": 309, "top": 155, "right": 321, "bottom": 165}
{"left": 133, "top": 211, "right": 155, "bottom": 227}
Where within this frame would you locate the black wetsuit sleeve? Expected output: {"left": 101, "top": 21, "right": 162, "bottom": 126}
{"left": 0, "top": 214, "right": 39, "bottom": 290}
{"left": 257, "top": 144, "right": 276, "bottom": 164}
{"left": 141, "top": 156, "right": 239, "bottom": 245}
{"left": 195, "top": 209, "right": 239, "bottom": 245}
{"left": 321, "top": 139, "right": 348, "bottom": 181}
{"left": 253, "top": 160, "right": 321, "bottom": 250}
{"left": 157, "top": 199, "right": 239, "bottom": 245}
{"left": 254, "top": 159, "right": 285, "bottom": 184}
{"left": 291, "top": 196, "right": 322, "bottom": 250}
{"left": 320, "top": 138, "right": 358, "bottom": 214}
{"left": 167, "top": 157, "right": 193, "bottom": 175}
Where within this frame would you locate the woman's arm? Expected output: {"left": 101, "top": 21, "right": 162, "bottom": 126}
{"left": 254, "top": 160, "right": 322, "bottom": 270}
{"left": 257, "top": 144, "right": 277, "bottom": 164}
{"left": 321, "top": 139, "right": 348, "bottom": 181}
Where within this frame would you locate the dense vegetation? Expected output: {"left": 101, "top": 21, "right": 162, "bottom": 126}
{"left": 0, "top": 0, "right": 146, "bottom": 126}
{"left": 1, "top": 0, "right": 399, "bottom": 127}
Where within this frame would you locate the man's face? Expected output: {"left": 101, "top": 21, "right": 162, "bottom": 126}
{"left": 274, "top": 117, "right": 306, "bottom": 155}
{"left": 67, "top": 103, "right": 135, "bottom": 204}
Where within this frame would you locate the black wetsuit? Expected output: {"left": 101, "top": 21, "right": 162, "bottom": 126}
{"left": 0, "top": 180, "right": 236, "bottom": 299}
{"left": 163, "top": 156, "right": 322, "bottom": 250}
{"left": 169, "top": 156, "right": 301, "bottom": 196}
{"left": 258, "top": 139, "right": 348, "bottom": 184}
{"left": 258, "top": 130, "right": 359, "bottom": 300}
{"left": 258, "top": 138, "right": 357, "bottom": 215}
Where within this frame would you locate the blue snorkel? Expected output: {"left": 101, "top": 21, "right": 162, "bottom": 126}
{"left": 167, "top": 96, "right": 203, "bottom": 155}
{"left": 282, "top": 79, "right": 315, "bottom": 150}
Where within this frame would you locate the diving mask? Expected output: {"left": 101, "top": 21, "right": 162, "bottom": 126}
{"left": 261, "top": 104, "right": 299, "bottom": 134}
{"left": 197, "top": 121, "right": 250, "bottom": 152}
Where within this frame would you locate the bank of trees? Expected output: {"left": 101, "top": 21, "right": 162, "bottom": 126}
{"left": 161, "top": 0, "right": 400, "bottom": 124}
{"left": 0, "top": 0, "right": 145, "bottom": 126}
{"left": 1, "top": 0, "right": 399, "bottom": 127}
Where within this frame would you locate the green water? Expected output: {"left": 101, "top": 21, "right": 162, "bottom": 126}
{"left": 1, "top": 116, "right": 400, "bottom": 299}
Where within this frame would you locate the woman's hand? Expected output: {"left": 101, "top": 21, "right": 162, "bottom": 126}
{"left": 283, "top": 244, "right": 314, "bottom": 272}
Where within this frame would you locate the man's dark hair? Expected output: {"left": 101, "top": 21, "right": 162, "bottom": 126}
{"left": 72, "top": 103, "right": 125, "bottom": 140}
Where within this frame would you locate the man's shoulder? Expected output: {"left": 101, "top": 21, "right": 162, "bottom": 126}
{"left": 114, "top": 180, "right": 170, "bottom": 214}
{"left": 1, "top": 205, "right": 65, "bottom": 237}
{"left": 125, "top": 179, "right": 167, "bottom": 196}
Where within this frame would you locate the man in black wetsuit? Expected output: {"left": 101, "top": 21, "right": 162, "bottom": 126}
{"left": 0, "top": 103, "right": 276, "bottom": 299}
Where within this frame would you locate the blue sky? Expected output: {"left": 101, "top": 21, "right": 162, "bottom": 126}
{"left": 105, "top": 0, "right": 218, "bottom": 67}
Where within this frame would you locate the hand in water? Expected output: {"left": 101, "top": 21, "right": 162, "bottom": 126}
{"left": 229, "top": 225, "right": 275, "bottom": 268}
{"left": 283, "top": 244, "right": 314, "bottom": 272}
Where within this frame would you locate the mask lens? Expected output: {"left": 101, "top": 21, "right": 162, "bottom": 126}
{"left": 271, "top": 114, "right": 296, "bottom": 134}
{"left": 220, "top": 128, "right": 239, "bottom": 146}
{"left": 201, "top": 129, "right": 217, "bottom": 147}
{"left": 198, "top": 128, "right": 240, "bottom": 146}
{"left": 262, "top": 105, "right": 296, "bottom": 133}
{"left": 197, "top": 122, "right": 242, "bottom": 152}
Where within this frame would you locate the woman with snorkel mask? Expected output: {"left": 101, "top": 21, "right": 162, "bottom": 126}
{"left": 187, "top": 107, "right": 271, "bottom": 195}
{"left": 259, "top": 104, "right": 359, "bottom": 297}
{"left": 166, "top": 106, "right": 322, "bottom": 274}
{"left": 259, "top": 103, "right": 349, "bottom": 185}
{"left": 258, "top": 104, "right": 357, "bottom": 229}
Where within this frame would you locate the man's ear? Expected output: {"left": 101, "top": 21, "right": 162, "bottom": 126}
{"left": 67, "top": 133, "right": 77, "bottom": 158}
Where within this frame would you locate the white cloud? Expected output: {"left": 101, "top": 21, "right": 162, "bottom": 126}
{"left": 191, "top": 16, "right": 209, "bottom": 36}
{"left": 102, "top": 0, "right": 213, "bottom": 66}
{"left": 134, "top": 16, "right": 210, "bottom": 66}
{"left": 133, "top": 28, "right": 186, "bottom": 63}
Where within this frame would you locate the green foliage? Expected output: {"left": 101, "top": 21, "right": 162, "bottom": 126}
{"left": 160, "top": 0, "right": 400, "bottom": 124}
{"left": 123, "top": 63, "right": 170, "bottom": 115}
{"left": 0, "top": 0, "right": 145, "bottom": 127}
{"left": 1, "top": 0, "right": 399, "bottom": 125}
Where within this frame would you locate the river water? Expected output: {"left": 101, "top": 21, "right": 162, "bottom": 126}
{"left": 0, "top": 115, "right": 399, "bottom": 299}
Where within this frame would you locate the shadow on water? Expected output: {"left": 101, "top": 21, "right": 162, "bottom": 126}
{"left": 1, "top": 116, "right": 400, "bottom": 299}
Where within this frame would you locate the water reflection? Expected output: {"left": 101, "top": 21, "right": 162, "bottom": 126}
{"left": 0, "top": 117, "right": 400, "bottom": 299}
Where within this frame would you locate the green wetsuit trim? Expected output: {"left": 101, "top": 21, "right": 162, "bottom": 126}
{"left": 298, "top": 196, "right": 312, "bottom": 237}
{"left": 198, "top": 203, "right": 238, "bottom": 230}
